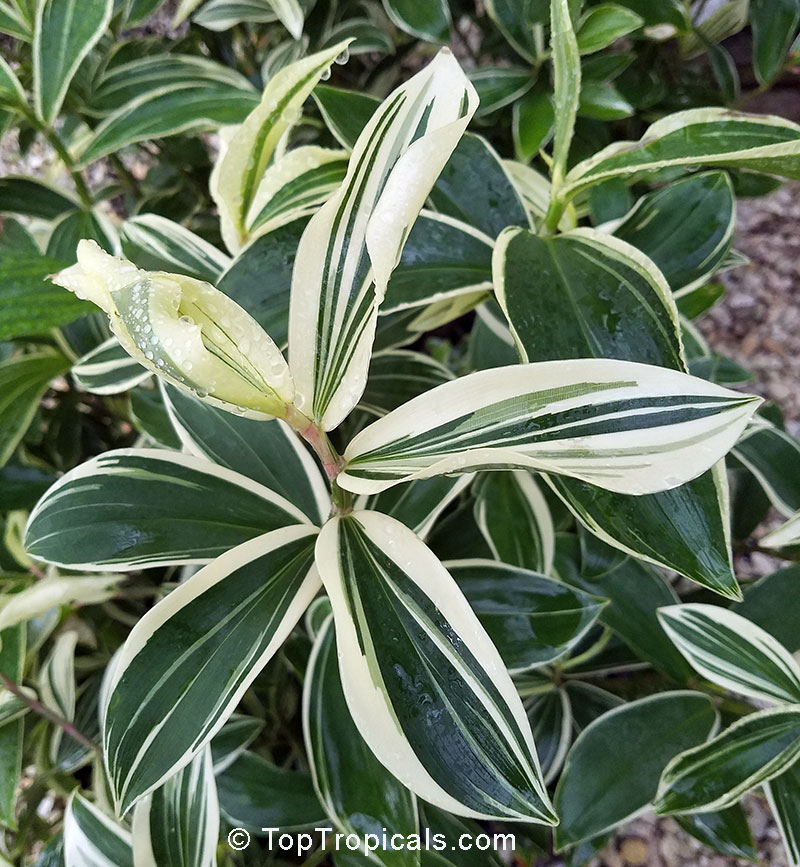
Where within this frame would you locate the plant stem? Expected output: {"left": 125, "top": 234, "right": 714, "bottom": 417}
{"left": 0, "top": 672, "right": 100, "bottom": 754}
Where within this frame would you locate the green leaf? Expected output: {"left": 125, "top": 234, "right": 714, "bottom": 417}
{"left": 682, "top": 0, "right": 749, "bottom": 57}
{"left": 0, "top": 350, "right": 69, "bottom": 468}
{"left": 736, "top": 564, "right": 800, "bottom": 652}
{"left": 484, "top": 0, "right": 546, "bottom": 62}
{"left": 761, "top": 511, "right": 800, "bottom": 550}
{"left": 63, "top": 792, "right": 133, "bottom": 867}
{"left": 473, "top": 471, "right": 554, "bottom": 574}
{"left": 246, "top": 146, "right": 349, "bottom": 240}
{"left": 47, "top": 209, "right": 119, "bottom": 263}
{"left": 40, "top": 631, "right": 78, "bottom": 764}
{"left": 0, "top": 624, "right": 24, "bottom": 829}
{"left": 304, "top": 616, "right": 419, "bottom": 867}
{"left": 359, "top": 350, "right": 453, "bottom": 417}
{"left": 732, "top": 419, "right": 800, "bottom": 517}
{"left": 86, "top": 53, "right": 253, "bottom": 116}
{"left": 210, "top": 42, "right": 349, "bottom": 252}
{"left": 578, "top": 80, "right": 633, "bottom": 120}
{"left": 551, "top": 0, "right": 581, "bottom": 187}
{"left": 0, "top": 220, "right": 89, "bottom": 341}
{"left": 655, "top": 706, "right": 800, "bottom": 815}
{"left": 0, "top": 56, "right": 25, "bottom": 109}
{"left": 751, "top": 0, "right": 800, "bottom": 84}
{"left": 561, "top": 109, "right": 800, "bottom": 200}
{"left": 469, "top": 67, "right": 533, "bottom": 117}
{"left": 614, "top": 171, "right": 736, "bottom": 291}
{"left": 0, "top": 176, "right": 79, "bottom": 219}
{"left": 104, "top": 526, "right": 319, "bottom": 813}
{"left": 676, "top": 283, "right": 726, "bottom": 319}
{"left": 162, "top": 382, "right": 330, "bottom": 525}
{"left": 339, "top": 358, "right": 760, "bottom": 498}
{"left": 554, "top": 691, "right": 718, "bottom": 847}
{"left": 675, "top": 806, "right": 757, "bottom": 861}
{"left": 77, "top": 84, "right": 260, "bottom": 167}
{"left": 765, "top": 761, "right": 800, "bottom": 867}
{"left": 428, "top": 133, "right": 529, "bottom": 240}
{"left": 706, "top": 40, "right": 741, "bottom": 103}
{"left": 216, "top": 751, "right": 325, "bottom": 833}
{"left": 0, "top": 2, "right": 30, "bottom": 39}
{"left": 382, "top": 0, "right": 450, "bottom": 41}
{"left": 33, "top": 0, "right": 112, "bottom": 124}
{"left": 121, "top": 214, "right": 232, "bottom": 282}
{"left": 448, "top": 559, "right": 605, "bottom": 671}
{"left": 26, "top": 449, "right": 309, "bottom": 569}
{"left": 527, "top": 688, "right": 571, "bottom": 783}
{"left": 191, "top": 0, "right": 278, "bottom": 30}
{"left": 659, "top": 604, "right": 800, "bottom": 705}
{"left": 288, "top": 50, "right": 477, "bottom": 431}
{"left": 576, "top": 3, "right": 643, "bottom": 54}
{"left": 131, "top": 747, "right": 219, "bottom": 867}
{"left": 494, "top": 224, "right": 738, "bottom": 598}
{"left": 316, "top": 510, "right": 557, "bottom": 824}
{"left": 313, "top": 85, "right": 380, "bottom": 150}
{"left": 513, "top": 88, "right": 555, "bottom": 162}
{"left": 355, "top": 475, "right": 472, "bottom": 539}
{"left": 210, "top": 714, "right": 263, "bottom": 773}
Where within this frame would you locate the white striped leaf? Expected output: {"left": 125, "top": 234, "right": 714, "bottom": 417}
{"left": 247, "top": 146, "right": 349, "bottom": 239}
{"left": 304, "top": 615, "right": 419, "bottom": 867}
{"left": 551, "top": 0, "right": 581, "bottom": 189}
{"left": 131, "top": 747, "right": 219, "bottom": 867}
{"left": 762, "top": 512, "right": 800, "bottom": 550}
{"left": 526, "top": 689, "right": 571, "bottom": 784}
{"left": 73, "top": 337, "right": 151, "bottom": 395}
{"left": 64, "top": 791, "right": 133, "bottom": 867}
{"left": 121, "top": 215, "right": 232, "bottom": 283}
{"left": 0, "top": 623, "right": 25, "bottom": 829}
{"left": 315, "top": 510, "right": 557, "bottom": 824}
{"left": 162, "top": 382, "right": 330, "bottom": 525}
{"left": 288, "top": 49, "right": 478, "bottom": 431}
{"left": 0, "top": 56, "right": 26, "bottom": 110}
{"left": 210, "top": 714, "right": 263, "bottom": 773}
{"left": 382, "top": 0, "right": 450, "bottom": 41}
{"left": 359, "top": 350, "right": 453, "bottom": 417}
{"left": 211, "top": 42, "right": 350, "bottom": 252}
{"left": 33, "top": 0, "right": 112, "bottom": 125}
{"left": 560, "top": 109, "right": 800, "bottom": 201}
{"left": 474, "top": 471, "right": 554, "bottom": 575}
{"left": 0, "top": 2, "right": 29, "bottom": 40}
{"left": 658, "top": 604, "right": 800, "bottom": 705}
{"left": 40, "top": 630, "right": 79, "bottom": 763}
{"left": 53, "top": 241, "right": 295, "bottom": 420}
{"left": 104, "top": 525, "right": 320, "bottom": 813}
{"left": 655, "top": 706, "right": 800, "bottom": 815}
{"left": 765, "top": 762, "right": 800, "bottom": 867}
{"left": 25, "top": 449, "right": 308, "bottom": 570}
{"left": 339, "top": 358, "right": 761, "bottom": 496}
{"left": 355, "top": 475, "right": 472, "bottom": 539}
{"left": 267, "top": 0, "right": 304, "bottom": 38}
{"left": 733, "top": 419, "right": 800, "bottom": 517}
{"left": 447, "top": 559, "right": 605, "bottom": 672}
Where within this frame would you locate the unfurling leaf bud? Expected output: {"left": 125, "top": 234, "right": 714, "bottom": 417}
{"left": 53, "top": 240, "right": 294, "bottom": 419}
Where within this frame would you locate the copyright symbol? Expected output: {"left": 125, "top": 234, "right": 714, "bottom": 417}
{"left": 228, "top": 828, "right": 251, "bottom": 850}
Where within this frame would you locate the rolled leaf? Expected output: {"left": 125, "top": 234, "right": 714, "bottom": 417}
{"left": 25, "top": 449, "right": 308, "bottom": 570}
{"left": 339, "top": 358, "right": 761, "bottom": 495}
{"left": 64, "top": 791, "right": 133, "bottom": 867}
{"left": 527, "top": 689, "right": 571, "bottom": 784}
{"left": 762, "top": 512, "right": 800, "bottom": 549}
{"left": 104, "top": 526, "right": 319, "bottom": 813}
{"left": 53, "top": 240, "right": 294, "bottom": 419}
{"left": 72, "top": 337, "right": 151, "bottom": 395}
{"left": 551, "top": 0, "right": 581, "bottom": 187}
{"left": 659, "top": 604, "right": 800, "bottom": 705}
{"left": 655, "top": 706, "right": 800, "bottom": 815}
{"left": 33, "top": 0, "right": 112, "bottom": 125}
{"left": 131, "top": 747, "right": 219, "bottom": 867}
{"left": 560, "top": 109, "right": 800, "bottom": 200}
{"left": 765, "top": 761, "right": 800, "bottom": 867}
{"left": 288, "top": 49, "right": 478, "bottom": 430}
{"left": 304, "top": 615, "right": 419, "bottom": 867}
{"left": 315, "top": 510, "right": 557, "bottom": 824}
{"left": 211, "top": 42, "right": 351, "bottom": 252}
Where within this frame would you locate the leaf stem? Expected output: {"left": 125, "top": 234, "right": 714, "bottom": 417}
{"left": 0, "top": 672, "right": 100, "bottom": 754}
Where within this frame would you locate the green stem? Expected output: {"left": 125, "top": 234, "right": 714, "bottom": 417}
{"left": 0, "top": 672, "right": 100, "bottom": 754}
{"left": 542, "top": 196, "right": 566, "bottom": 235}
{"left": 558, "top": 627, "right": 613, "bottom": 672}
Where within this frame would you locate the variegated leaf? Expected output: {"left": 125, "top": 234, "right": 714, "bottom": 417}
{"left": 732, "top": 419, "right": 800, "bottom": 517}
{"left": 304, "top": 615, "right": 419, "bottom": 867}
{"left": 211, "top": 42, "right": 350, "bottom": 252}
{"left": 655, "top": 706, "right": 800, "bottom": 815}
{"left": 132, "top": 747, "right": 219, "bottom": 867}
{"left": 474, "top": 471, "right": 554, "bottom": 575}
{"left": 560, "top": 109, "right": 800, "bottom": 201}
{"left": 659, "top": 604, "right": 800, "bottom": 705}
{"left": 765, "top": 761, "right": 800, "bottom": 867}
{"left": 25, "top": 449, "right": 308, "bottom": 570}
{"left": 359, "top": 350, "right": 453, "bottom": 417}
{"left": 121, "top": 214, "right": 232, "bottom": 283}
{"left": 64, "top": 791, "right": 133, "bottom": 867}
{"left": 104, "top": 526, "right": 319, "bottom": 813}
{"left": 210, "top": 715, "right": 263, "bottom": 773}
{"left": 339, "top": 359, "right": 761, "bottom": 496}
{"left": 72, "top": 337, "right": 151, "bottom": 395}
{"left": 315, "top": 510, "right": 557, "bottom": 824}
{"left": 288, "top": 49, "right": 478, "bottom": 431}
{"left": 40, "top": 630, "right": 78, "bottom": 763}
{"left": 526, "top": 689, "right": 571, "bottom": 785}
{"left": 762, "top": 512, "right": 800, "bottom": 549}
{"left": 550, "top": 0, "right": 581, "bottom": 189}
